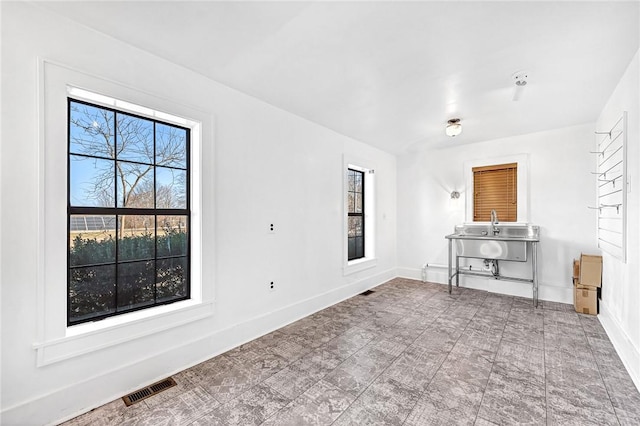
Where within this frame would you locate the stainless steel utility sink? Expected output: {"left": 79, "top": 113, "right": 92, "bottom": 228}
{"left": 445, "top": 224, "right": 540, "bottom": 261}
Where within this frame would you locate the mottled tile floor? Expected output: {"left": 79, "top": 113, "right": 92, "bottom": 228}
{"left": 64, "top": 278, "right": 640, "bottom": 425}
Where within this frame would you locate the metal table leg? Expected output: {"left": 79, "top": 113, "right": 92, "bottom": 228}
{"left": 532, "top": 241, "right": 538, "bottom": 308}
{"left": 448, "top": 238, "right": 452, "bottom": 294}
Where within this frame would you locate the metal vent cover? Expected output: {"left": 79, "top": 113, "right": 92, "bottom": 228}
{"left": 122, "top": 377, "right": 177, "bottom": 406}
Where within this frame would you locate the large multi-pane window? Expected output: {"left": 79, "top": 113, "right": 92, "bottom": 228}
{"left": 68, "top": 99, "right": 190, "bottom": 325}
{"left": 347, "top": 168, "right": 365, "bottom": 260}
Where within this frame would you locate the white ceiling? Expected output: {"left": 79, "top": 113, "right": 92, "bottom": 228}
{"left": 37, "top": 1, "right": 639, "bottom": 154}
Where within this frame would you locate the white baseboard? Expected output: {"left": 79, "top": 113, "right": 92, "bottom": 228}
{"left": 456, "top": 277, "right": 572, "bottom": 304}
{"left": 396, "top": 266, "right": 448, "bottom": 284}
{"left": 397, "top": 266, "right": 572, "bottom": 304}
{"left": 2, "top": 268, "right": 396, "bottom": 426}
{"left": 396, "top": 267, "right": 422, "bottom": 280}
{"left": 598, "top": 299, "right": 640, "bottom": 393}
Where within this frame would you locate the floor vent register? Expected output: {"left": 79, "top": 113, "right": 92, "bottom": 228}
{"left": 122, "top": 377, "right": 177, "bottom": 406}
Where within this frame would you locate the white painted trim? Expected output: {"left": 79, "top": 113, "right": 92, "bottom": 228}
{"left": 398, "top": 265, "right": 572, "bottom": 304}
{"left": 598, "top": 299, "right": 640, "bottom": 393}
{"left": 343, "top": 155, "right": 376, "bottom": 274}
{"left": 1, "top": 268, "right": 397, "bottom": 426}
{"left": 33, "top": 301, "right": 214, "bottom": 366}
{"left": 538, "top": 284, "right": 573, "bottom": 305}
{"left": 449, "top": 277, "right": 572, "bottom": 304}
{"left": 35, "top": 58, "right": 215, "bottom": 366}
{"left": 396, "top": 267, "right": 423, "bottom": 281}
{"left": 463, "top": 153, "right": 530, "bottom": 223}
{"left": 396, "top": 266, "right": 449, "bottom": 284}
{"left": 36, "top": 55, "right": 48, "bottom": 367}
{"left": 344, "top": 257, "right": 378, "bottom": 275}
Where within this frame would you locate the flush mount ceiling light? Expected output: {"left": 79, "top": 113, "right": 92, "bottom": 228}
{"left": 446, "top": 118, "right": 462, "bottom": 137}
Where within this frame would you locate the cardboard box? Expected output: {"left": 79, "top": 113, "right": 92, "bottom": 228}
{"left": 574, "top": 284, "right": 598, "bottom": 315}
{"left": 580, "top": 254, "right": 602, "bottom": 288}
{"left": 573, "top": 259, "right": 580, "bottom": 280}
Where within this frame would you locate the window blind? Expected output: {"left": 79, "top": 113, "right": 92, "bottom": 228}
{"left": 473, "top": 163, "right": 517, "bottom": 222}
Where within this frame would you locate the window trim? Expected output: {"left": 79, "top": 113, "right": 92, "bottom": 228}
{"left": 343, "top": 158, "right": 376, "bottom": 275}
{"left": 66, "top": 97, "right": 192, "bottom": 326}
{"left": 35, "top": 59, "right": 213, "bottom": 366}
{"left": 464, "top": 154, "right": 529, "bottom": 224}
{"left": 347, "top": 168, "right": 365, "bottom": 261}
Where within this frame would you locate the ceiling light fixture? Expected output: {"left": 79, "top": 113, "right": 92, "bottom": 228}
{"left": 446, "top": 118, "right": 462, "bottom": 137}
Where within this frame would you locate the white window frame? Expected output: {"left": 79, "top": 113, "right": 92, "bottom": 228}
{"left": 464, "top": 154, "right": 530, "bottom": 224}
{"left": 343, "top": 157, "right": 376, "bottom": 275}
{"left": 34, "top": 60, "right": 214, "bottom": 366}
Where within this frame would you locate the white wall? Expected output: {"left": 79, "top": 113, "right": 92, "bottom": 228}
{"left": 596, "top": 50, "right": 640, "bottom": 391}
{"left": 397, "top": 124, "right": 598, "bottom": 303}
{"left": 0, "top": 2, "right": 396, "bottom": 424}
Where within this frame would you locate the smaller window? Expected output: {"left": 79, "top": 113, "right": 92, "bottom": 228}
{"left": 347, "top": 168, "right": 365, "bottom": 260}
{"left": 473, "top": 163, "right": 517, "bottom": 222}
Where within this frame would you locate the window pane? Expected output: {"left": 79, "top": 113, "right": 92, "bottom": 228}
{"left": 157, "top": 216, "right": 188, "bottom": 257}
{"left": 156, "top": 257, "right": 188, "bottom": 303}
{"left": 116, "top": 161, "right": 154, "bottom": 208}
{"left": 69, "top": 215, "right": 116, "bottom": 267}
{"left": 348, "top": 238, "right": 356, "bottom": 260}
{"left": 355, "top": 237, "right": 364, "bottom": 258}
{"left": 348, "top": 216, "right": 356, "bottom": 238}
{"left": 354, "top": 172, "right": 362, "bottom": 192}
{"left": 156, "top": 123, "right": 187, "bottom": 169}
{"left": 70, "top": 214, "right": 117, "bottom": 232}
{"left": 117, "top": 260, "right": 155, "bottom": 311}
{"left": 69, "top": 264, "right": 116, "bottom": 322}
{"left": 70, "top": 155, "right": 115, "bottom": 207}
{"left": 355, "top": 193, "right": 363, "bottom": 213}
{"left": 69, "top": 101, "right": 115, "bottom": 159}
{"left": 348, "top": 236, "right": 364, "bottom": 261}
{"left": 348, "top": 170, "right": 355, "bottom": 191}
{"left": 348, "top": 192, "right": 355, "bottom": 213}
{"left": 348, "top": 216, "right": 362, "bottom": 238}
{"left": 118, "top": 215, "right": 155, "bottom": 262}
{"left": 156, "top": 167, "right": 187, "bottom": 209}
{"left": 116, "top": 113, "right": 154, "bottom": 164}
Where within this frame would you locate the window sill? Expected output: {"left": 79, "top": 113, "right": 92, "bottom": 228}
{"left": 33, "top": 299, "right": 214, "bottom": 367}
{"left": 66, "top": 298, "right": 201, "bottom": 336}
{"left": 344, "top": 257, "right": 377, "bottom": 276}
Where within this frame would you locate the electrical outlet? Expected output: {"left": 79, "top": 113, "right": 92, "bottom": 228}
{"left": 268, "top": 223, "right": 275, "bottom": 234}
{"left": 269, "top": 281, "right": 275, "bottom": 291}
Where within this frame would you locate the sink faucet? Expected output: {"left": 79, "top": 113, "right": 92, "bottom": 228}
{"left": 490, "top": 209, "right": 500, "bottom": 235}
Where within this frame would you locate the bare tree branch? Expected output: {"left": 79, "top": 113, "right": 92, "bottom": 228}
{"left": 70, "top": 102, "right": 187, "bottom": 216}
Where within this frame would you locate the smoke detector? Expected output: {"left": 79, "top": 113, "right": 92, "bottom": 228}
{"left": 513, "top": 71, "right": 528, "bottom": 86}
{"left": 512, "top": 71, "right": 528, "bottom": 101}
